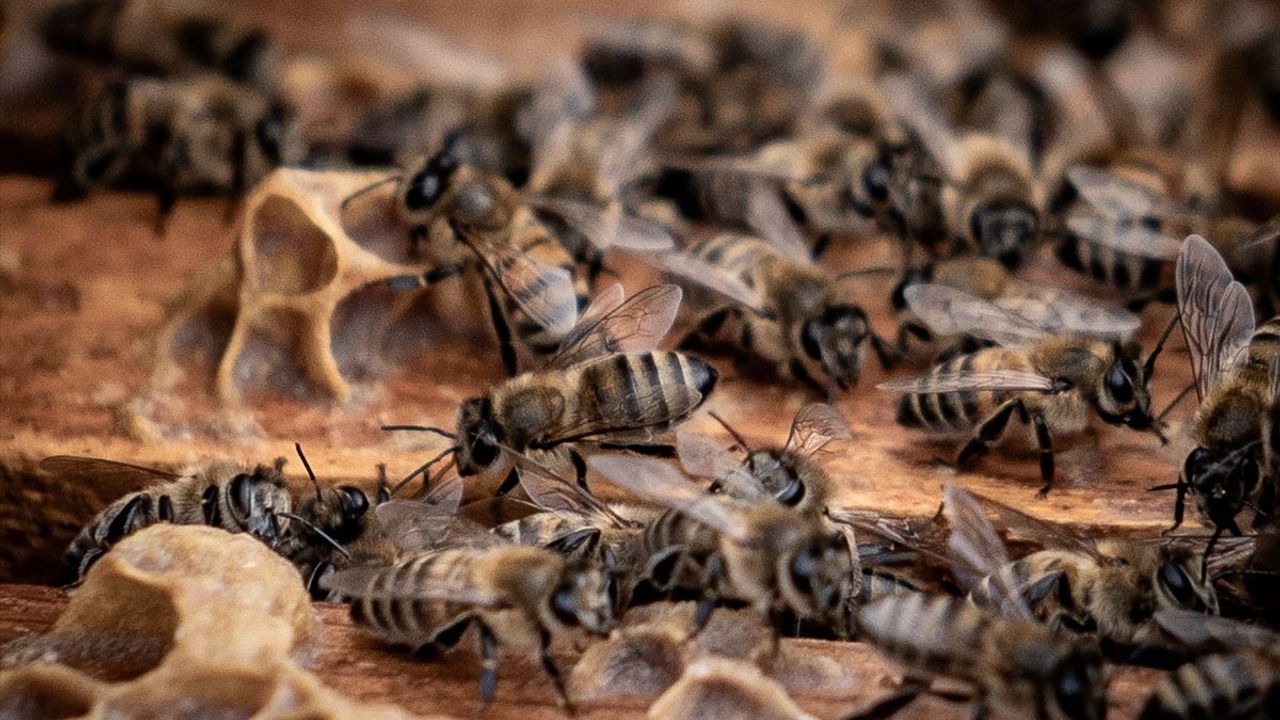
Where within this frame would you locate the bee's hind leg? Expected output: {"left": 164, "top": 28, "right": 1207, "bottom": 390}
{"left": 955, "top": 398, "right": 1023, "bottom": 475}
{"left": 1032, "top": 411, "right": 1056, "bottom": 498}
{"left": 538, "top": 628, "right": 574, "bottom": 714}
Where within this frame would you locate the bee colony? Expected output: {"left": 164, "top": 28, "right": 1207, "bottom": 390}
{"left": 3, "top": 0, "right": 1280, "bottom": 718}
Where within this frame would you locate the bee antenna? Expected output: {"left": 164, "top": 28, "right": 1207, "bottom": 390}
{"left": 1147, "top": 482, "right": 1184, "bottom": 492}
{"left": 388, "top": 446, "right": 458, "bottom": 499}
{"left": 340, "top": 175, "right": 402, "bottom": 211}
{"left": 1144, "top": 313, "right": 1181, "bottom": 380}
{"left": 1154, "top": 382, "right": 1196, "bottom": 425}
{"left": 422, "top": 456, "right": 458, "bottom": 499}
{"left": 294, "top": 442, "right": 322, "bottom": 503}
{"left": 277, "top": 512, "right": 350, "bottom": 559}
{"left": 709, "top": 411, "right": 752, "bottom": 454}
{"left": 382, "top": 424, "right": 458, "bottom": 440}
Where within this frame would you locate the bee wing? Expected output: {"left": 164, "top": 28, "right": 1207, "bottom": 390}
{"left": 1241, "top": 213, "right": 1280, "bottom": 251}
{"left": 783, "top": 403, "right": 854, "bottom": 460}
{"left": 877, "top": 371, "right": 1056, "bottom": 395}
{"left": 524, "top": 57, "right": 597, "bottom": 189}
{"left": 1153, "top": 609, "right": 1279, "bottom": 653}
{"left": 322, "top": 564, "right": 509, "bottom": 607}
{"left": 828, "top": 507, "right": 954, "bottom": 569}
{"left": 944, "top": 484, "right": 1033, "bottom": 620}
{"left": 991, "top": 291, "right": 1141, "bottom": 340}
{"left": 595, "top": 74, "right": 678, "bottom": 197}
{"left": 344, "top": 15, "right": 512, "bottom": 93}
{"left": 1066, "top": 166, "right": 1176, "bottom": 223}
{"left": 531, "top": 197, "right": 675, "bottom": 251}
{"left": 675, "top": 430, "right": 766, "bottom": 501}
{"left": 1064, "top": 208, "right": 1183, "bottom": 260}
{"left": 880, "top": 72, "right": 962, "bottom": 179}
{"left": 587, "top": 455, "right": 752, "bottom": 544}
{"left": 652, "top": 250, "right": 771, "bottom": 315}
{"left": 659, "top": 152, "right": 815, "bottom": 183}
{"left": 514, "top": 458, "right": 630, "bottom": 527}
{"left": 968, "top": 489, "right": 1100, "bottom": 559}
{"left": 422, "top": 475, "right": 464, "bottom": 513}
{"left": 40, "top": 455, "right": 180, "bottom": 498}
{"left": 461, "top": 232, "right": 578, "bottom": 337}
{"left": 548, "top": 284, "right": 682, "bottom": 369}
{"left": 904, "top": 284, "right": 1049, "bottom": 345}
{"left": 375, "top": 500, "right": 505, "bottom": 552}
{"left": 1176, "top": 234, "right": 1256, "bottom": 400}
{"left": 744, "top": 180, "right": 815, "bottom": 264}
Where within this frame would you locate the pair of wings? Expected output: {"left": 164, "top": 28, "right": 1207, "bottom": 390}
{"left": 1063, "top": 166, "right": 1188, "bottom": 261}
{"left": 877, "top": 283, "right": 1139, "bottom": 396}
{"left": 674, "top": 403, "right": 853, "bottom": 502}
{"left": 40, "top": 456, "right": 183, "bottom": 502}
{"left": 1175, "top": 235, "right": 1272, "bottom": 403}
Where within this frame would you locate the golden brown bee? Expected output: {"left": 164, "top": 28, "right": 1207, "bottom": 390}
{"left": 588, "top": 454, "right": 856, "bottom": 639}
{"left": 45, "top": 455, "right": 290, "bottom": 587}
{"left": 881, "top": 71, "right": 1042, "bottom": 269}
{"left": 40, "top": 0, "right": 275, "bottom": 87}
{"left": 663, "top": 230, "right": 896, "bottom": 394}
{"left": 1163, "top": 235, "right": 1280, "bottom": 562}
{"left": 54, "top": 75, "right": 300, "bottom": 225}
{"left": 384, "top": 283, "right": 715, "bottom": 496}
{"left": 324, "top": 543, "right": 615, "bottom": 709}
{"left": 947, "top": 485, "right": 1218, "bottom": 648}
{"left": 880, "top": 283, "right": 1168, "bottom": 495}
{"left": 1143, "top": 610, "right": 1280, "bottom": 720}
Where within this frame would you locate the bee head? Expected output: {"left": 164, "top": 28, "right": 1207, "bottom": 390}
{"left": 1049, "top": 643, "right": 1106, "bottom": 720}
{"left": 970, "top": 200, "right": 1038, "bottom": 269}
{"left": 890, "top": 265, "right": 934, "bottom": 311}
{"left": 746, "top": 450, "right": 808, "bottom": 508}
{"left": 228, "top": 462, "right": 290, "bottom": 541}
{"left": 546, "top": 560, "right": 616, "bottom": 637}
{"left": 784, "top": 528, "right": 853, "bottom": 621}
{"left": 403, "top": 141, "right": 461, "bottom": 214}
{"left": 1182, "top": 445, "right": 1259, "bottom": 526}
{"left": 1095, "top": 343, "right": 1154, "bottom": 430}
{"left": 455, "top": 398, "right": 503, "bottom": 476}
{"left": 1153, "top": 545, "right": 1219, "bottom": 615}
{"left": 800, "top": 304, "right": 871, "bottom": 390}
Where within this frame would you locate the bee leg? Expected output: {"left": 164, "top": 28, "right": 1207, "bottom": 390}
{"left": 593, "top": 442, "right": 677, "bottom": 458}
{"left": 414, "top": 614, "right": 473, "bottom": 661}
{"left": 495, "top": 467, "right": 521, "bottom": 496}
{"left": 955, "top": 399, "right": 1022, "bottom": 472}
{"left": 812, "top": 233, "right": 834, "bottom": 259}
{"left": 538, "top": 629, "right": 574, "bottom": 714}
{"left": 201, "top": 484, "right": 222, "bottom": 526}
{"left": 569, "top": 449, "right": 589, "bottom": 492}
{"left": 869, "top": 332, "right": 902, "bottom": 369}
{"left": 1163, "top": 482, "right": 1188, "bottom": 534}
{"left": 840, "top": 682, "right": 927, "bottom": 720}
{"left": 1032, "top": 412, "right": 1055, "bottom": 498}
{"left": 157, "top": 495, "right": 174, "bottom": 522}
{"left": 677, "top": 308, "right": 733, "bottom": 351}
{"left": 477, "top": 621, "right": 500, "bottom": 707}
{"left": 689, "top": 554, "right": 724, "bottom": 638}
{"left": 896, "top": 322, "right": 932, "bottom": 355}
{"left": 1200, "top": 524, "right": 1232, "bottom": 586}
{"left": 788, "top": 359, "right": 831, "bottom": 397}
{"left": 482, "top": 279, "right": 519, "bottom": 376}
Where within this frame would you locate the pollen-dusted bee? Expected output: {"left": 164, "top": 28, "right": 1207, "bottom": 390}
{"left": 323, "top": 541, "right": 615, "bottom": 709}
{"left": 879, "top": 283, "right": 1169, "bottom": 496}
{"left": 661, "top": 229, "right": 897, "bottom": 395}
{"left": 588, "top": 455, "right": 856, "bottom": 639}
{"left": 40, "top": 0, "right": 275, "bottom": 88}
{"left": 54, "top": 75, "right": 300, "bottom": 225}
{"left": 1143, "top": 610, "right": 1280, "bottom": 720}
{"left": 948, "top": 485, "right": 1218, "bottom": 649}
{"left": 384, "top": 283, "right": 715, "bottom": 496}
{"left": 852, "top": 484, "right": 1107, "bottom": 720}
{"left": 881, "top": 71, "right": 1043, "bottom": 269}
{"left": 45, "top": 455, "right": 290, "bottom": 586}
{"left": 1161, "top": 235, "right": 1279, "bottom": 561}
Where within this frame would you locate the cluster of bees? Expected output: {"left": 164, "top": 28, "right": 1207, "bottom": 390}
{"left": 25, "top": 0, "right": 1280, "bottom": 717}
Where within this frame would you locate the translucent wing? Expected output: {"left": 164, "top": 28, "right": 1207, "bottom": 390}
{"left": 531, "top": 197, "right": 675, "bottom": 251}
{"left": 652, "top": 250, "right": 771, "bottom": 315}
{"left": 513, "top": 455, "right": 630, "bottom": 528}
{"left": 549, "top": 284, "right": 682, "bottom": 369}
{"left": 659, "top": 153, "right": 815, "bottom": 183}
{"left": 1176, "top": 234, "right": 1255, "bottom": 400}
{"left": 461, "top": 231, "right": 578, "bottom": 336}
{"left": 1242, "top": 213, "right": 1280, "bottom": 251}
{"left": 745, "top": 180, "right": 814, "bottom": 263}
{"left": 322, "top": 563, "right": 509, "bottom": 607}
{"left": 903, "top": 284, "right": 1048, "bottom": 345}
{"left": 968, "top": 489, "right": 1100, "bottom": 559}
{"left": 588, "top": 455, "right": 751, "bottom": 544}
{"left": 523, "top": 57, "right": 597, "bottom": 189}
{"left": 783, "top": 404, "right": 853, "bottom": 460}
{"left": 991, "top": 291, "right": 1141, "bottom": 340}
{"left": 675, "top": 430, "right": 766, "bottom": 501}
{"left": 40, "top": 455, "right": 180, "bottom": 498}
{"left": 422, "top": 475, "right": 463, "bottom": 513}
{"left": 1065, "top": 208, "right": 1184, "bottom": 260}
{"left": 595, "top": 73, "right": 678, "bottom": 197}
{"left": 1153, "top": 609, "right": 1279, "bottom": 653}
{"left": 375, "top": 501, "right": 504, "bottom": 552}
{"left": 879, "top": 72, "right": 962, "bottom": 179}
{"left": 1067, "top": 166, "right": 1177, "bottom": 223}
{"left": 877, "top": 371, "right": 1056, "bottom": 395}
{"left": 944, "top": 484, "right": 1032, "bottom": 620}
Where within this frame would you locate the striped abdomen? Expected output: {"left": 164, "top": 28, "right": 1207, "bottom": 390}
{"left": 685, "top": 232, "right": 775, "bottom": 283}
{"left": 969, "top": 551, "right": 1078, "bottom": 618}
{"left": 856, "top": 592, "right": 990, "bottom": 680}
{"left": 1140, "top": 652, "right": 1279, "bottom": 720}
{"left": 564, "top": 351, "right": 718, "bottom": 439}
{"left": 61, "top": 489, "right": 171, "bottom": 585}
{"left": 896, "top": 347, "right": 1030, "bottom": 432}
{"left": 1055, "top": 233, "right": 1169, "bottom": 293}
{"left": 348, "top": 550, "right": 478, "bottom": 647}
{"left": 853, "top": 569, "right": 920, "bottom": 605}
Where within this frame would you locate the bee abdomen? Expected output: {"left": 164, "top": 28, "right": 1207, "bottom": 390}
{"left": 579, "top": 352, "right": 717, "bottom": 432}
{"left": 896, "top": 352, "right": 986, "bottom": 432}
{"left": 854, "top": 569, "right": 919, "bottom": 604}
{"left": 1140, "top": 653, "right": 1277, "bottom": 720}
{"left": 350, "top": 554, "right": 443, "bottom": 643}
{"left": 857, "top": 593, "right": 986, "bottom": 678}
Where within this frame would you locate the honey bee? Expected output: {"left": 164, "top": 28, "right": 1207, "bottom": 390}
{"left": 588, "top": 454, "right": 856, "bottom": 639}
{"left": 879, "top": 283, "right": 1170, "bottom": 496}
{"left": 881, "top": 71, "right": 1042, "bottom": 269}
{"left": 1144, "top": 610, "right": 1280, "bottom": 720}
{"left": 384, "top": 283, "right": 716, "bottom": 497}
{"left": 1160, "top": 235, "right": 1279, "bottom": 563}
{"left": 45, "top": 455, "right": 290, "bottom": 586}
{"left": 40, "top": 0, "right": 275, "bottom": 88}
{"left": 323, "top": 542, "right": 615, "bottom": 709}
{"left": 662, "top": 230, "right": 897, "bottom": 395}
{"left": 947, "top": 485, "right": 1218, "bottom": 649}
{"left": 853, "top": 484, "right": 1107, "bottom": 719}
{"left": 53, "top": 75, "right": 300, "bottom": 227}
